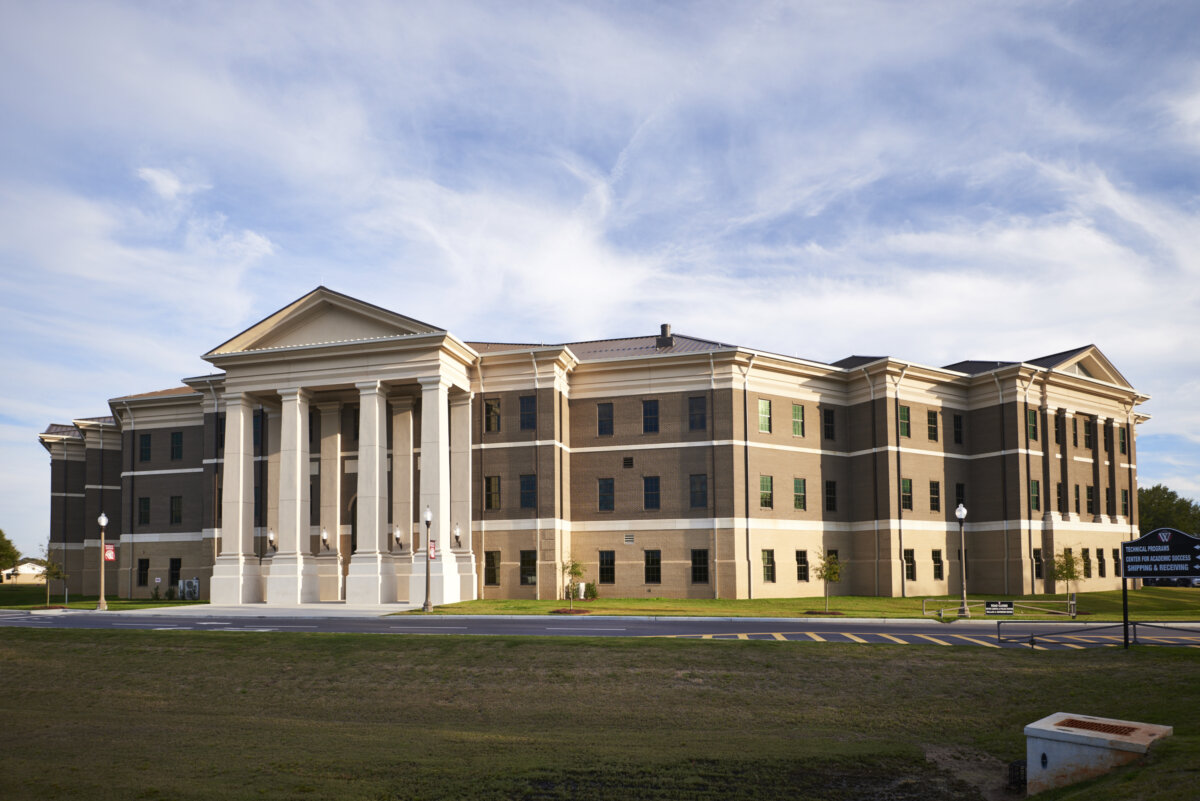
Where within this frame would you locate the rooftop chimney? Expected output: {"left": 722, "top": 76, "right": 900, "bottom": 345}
{"left": 656, "top": 323, "right": 674, "bottom": 350}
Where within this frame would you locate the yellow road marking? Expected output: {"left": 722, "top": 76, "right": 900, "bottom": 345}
{"left": 915, "top": 633, "right": 952, "bottom": 646}
{"left": 804, "top": 632, "right": 826, "bottom": 642}
{"left": 771, "top": 633, "right": 787, "bottom": 641}
{"left": 878, "top": 633, "right": 909, "bottom": 645}
{"left": 736, "top": 633, "right": 748, "bottom": 640}
{"left": 950, "top": 634, "right": 1000, "bottom": 648}
{"left": 840, "top": 632, "right": 868, "bottom": 643}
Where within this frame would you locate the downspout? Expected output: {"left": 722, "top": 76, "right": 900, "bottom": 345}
{"left": 529, "top": 351, "right": 542, "bottom": 597}
{"left": 477, "top": 357, "right": 486, "bottom": 600}
{"left": 862, "top": 367, "right": 880, "bottom": 597}
{"left": 992, "top": 374, "right": 1009, "bottom": 595}
{"left": 123, "top": 401, "right": 135, "bottom": 598}
{"left": 739, "top": 353, "right": 756, "bottom": 599}
{"left": 891, "top": 364, "right": 909, "bottom": 597}
{"left": 709, "top": 352, "right": 718, "bottom": 599}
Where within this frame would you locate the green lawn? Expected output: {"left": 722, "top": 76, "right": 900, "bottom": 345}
{"left": 410, "top": 587, "right": 1200, "bottom": 621}
{"left": 1, "top": 629, "right": 1194, "bottom": 800}
{"left": 0, "top": 583, "right": 205, "bottom": 611}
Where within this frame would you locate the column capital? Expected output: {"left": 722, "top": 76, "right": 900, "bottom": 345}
{"left": 449, "top": 392, "right": 473, "bottom": 408}
{"left": 389, "top": 395, "right": 415, "bottom": 412}
{"left": 277, "top": 387, "right": 310, "bottom": 402}
{"left": 356, "top": 380, "right": 386, "bottom": 396}
{"left": 418, "top": 375, "right": 450, "bottom": 391}
{"left": 315, "top": 400, "right": 342, "bottom": 413}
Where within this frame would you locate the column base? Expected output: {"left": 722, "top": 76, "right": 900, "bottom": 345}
{"left": 313, "top": 553, "right": 342, "bottom": 602}
{"left": 346, "top": 552, "right": 397, "bottom": 605}
{"left": 211, "top": 555, "right": 263, "bottom": 605}
{"left": 405, "top": 552, "right": 464, "bottom": 608}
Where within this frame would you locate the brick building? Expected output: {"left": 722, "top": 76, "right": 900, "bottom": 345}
{"left": 40, "top": 287, "right": 1149, "bottom": 605}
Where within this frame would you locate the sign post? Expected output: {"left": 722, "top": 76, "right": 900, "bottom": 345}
{"left": 1121, "top": 528, "right": 1200, "bottom": 649}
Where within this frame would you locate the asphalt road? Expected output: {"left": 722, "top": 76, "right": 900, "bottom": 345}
{"left": 3, "top": 608, "right": 1198, "bottom": 649}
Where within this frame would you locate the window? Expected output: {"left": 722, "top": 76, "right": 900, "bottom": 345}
{"left": 1083, "top": 418, "right": 1094, "bottom": 449}
{"left": 1121, "top": 488, "right": 1129, "bottom": 517}
{"left": 1071, "top": 416, "right": 1078, "bottom": 447}
{"left": 170, "top": 431, "right": 183, "bottom": 460}
{"left": 137, "top": 559, "right": 149, "bottom": 587}
{"left": 762, "top": 549, "right": 776, "bottom": 582}
{"left": 644, "top": 550, "right": 661, "bottom": 584}
{"left": 1086, "top": 485, "right": 1095, "bottom": 515}
{"left": 955, "top": 483, "right": 966, "bottom": 509}
{"left": 139, "top": 433, "right": 151, "bottom": 462}
{"left": 1106, "top": 486, "right": 1114, "bottom": 516}
{"left": 519, "top": 395, "right": 536, "bottom": 431}
{"left": 255, "top": 413, "right": 263, "bottom": 448}
{"left": 169, "top": 496, "right": 182, "bottom": 525}
{"left": 137, "top": 497, "right": 150, "bottom": 526}
{"left": 1054, "top": 415, "right": 1062, "bottom": 445}
{"left": 900, "top": 478, "right": 912, "bottom": 511}
{"left": 519, "top": 475, "right": 537, "bottom": 510}
{"left": 758, "top": 399, "right": 772, "bottom": 433}
{"left": 760, "top": 475, "right": 773, "bottom": 509}
{"left": 691, "top": 549, "right": 709, "bottom": 584}
{"left": 484, "top": 476, "right": 500, "bottom": 511}
{"left": 1119, "top": 427, "right": 1127, "bottom": 455}
{"left": 825, "top": 480, "right": 837, "bottom": 512}
{"left": 953, "top": 414, "right": 964, "bottom": 445}
{"left": 793, "top": 478, "right": 807, "bottom": 511}
{"left": 792, "top": 403, "right": 805, "bottom": 437}
{"left": 903, "top": 549, "right": 916, "bottom": 581}
{"left": 1074, "top": 484, "right": 1080, "bottom": 514}
{"left": 599, "top": 550, "right": 615, "bottom": 584}
{"left": 597, "top": 402, "right": 613, "bottom": 436}
{"left": 1034, "top": 548, "right": 1044, "bottom": 580}
{"left": 823, "top": 408, "right": 836, "bottom": 440}
{"left": 899, "top": 405, "right": 910, "bottom": 438}
{"left": 1030, "top": 480, "right": 1040, "bottom": 512}
{"left": 254, "top": 484, "right": 263, "bottom": 527}
{"left": 169, "top": 558, "right": 181, "bottom": 587}
{"left": 929, "top": 481, "right": 940, "bottom": 513}
{"left": 484, "top": 552, "right": 500, "bottom": 585}
{"left": 1082, "top": 549, "right": 1092, "bottom": 579}
{"left": 1026, "top": 409, "right": 1038, "bottom": 441}
{"left": 642, "top": 399, "right": 659, "bottom": 434}
{"left": 1113, "top": 548, "right": 1121, "bottom": 578}
{"left": 643, "top": 476, "right": 660, "bottom": 510}
{"left": 1097, "top": 549, "right": 1106, "bottom": 578}
{"left": 484, "top": 399, "right": 500, "bottom": 433}
{"left": 689, "top": 397, "right": 707, "bottom": 431}
{"left": 927, "top": 410, "right": 938, "bottom": 441}
{"left": 598, "top": 478, "right": 615, "bottom": 511}
{"left": 689, "top": 474, "right": 708, "bottom": 509}
{"left": 1057, "top": 482, "right": 1065, "bottom": 514}
{"left": 1104, "top": 425, "right": 1113, "bottom": 453}
{"left": 932, "top": 550, "right": 944, "bottom": 581}
{"left": 216, "top": 414, "right": 226, "bottom": 449}
{"left": 796, "top": 550, "right": 809, "bottom": 581}
{"left": 519, "top": 550, "right": 537, "bottom": 585}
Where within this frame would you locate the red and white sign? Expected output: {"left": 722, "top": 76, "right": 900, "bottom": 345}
{"left": 429, "top": 540, "right": 437, "bottom": 561}
{"left": 103, "top": 543, "right": 117, "bottom": 562}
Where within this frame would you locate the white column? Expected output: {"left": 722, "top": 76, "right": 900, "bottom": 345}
{"left": 346, "top": 381, "right": 396, "bottom": 604}
{"left": 317, "top": 402, "right": 343, "bottom": 601}
{"left": 450, "top": 390, "right": 477, "bottom": 601}
{"left": 412, "top": 376, "right": 461, "bottom": 605}
{"left": 212, "top": 393, "right": 261, "bottom": 604}
{"left": 391, "top": 396, "right": 414, "bottom": 554}
{"left": 266, "top": 388, "right": 319, "bottom": 604}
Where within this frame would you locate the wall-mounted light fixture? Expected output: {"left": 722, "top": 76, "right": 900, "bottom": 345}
{"left": 453, "top": 523, "right": 461, "bottom": 548}
{"left": 395, "top": 525, "right": 404, "bottom": 551}
{"left": 321, "top": 528, "right": 329, "bottom": 550}
{"left": 268, "top": 529, "right": 277, "bottom": 552}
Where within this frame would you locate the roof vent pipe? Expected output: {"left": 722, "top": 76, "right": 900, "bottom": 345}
{"left": 656, "top": 324, "right": 674, "bottom": 350}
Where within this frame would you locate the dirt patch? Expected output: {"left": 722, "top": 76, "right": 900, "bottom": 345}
{"left": 923, "top": 744, "right": 1014, "bottom": 801}
{"left": 550, "top": 608, "right": 590, "bottom": 615}
{"left": 803, "top": 610, "right": 845, "bottom": 615}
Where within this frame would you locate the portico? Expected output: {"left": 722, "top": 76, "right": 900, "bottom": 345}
{"left": 207, "top": 288, "right": 478, "bottom": 606}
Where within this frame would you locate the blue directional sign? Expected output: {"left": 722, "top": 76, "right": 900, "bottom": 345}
{"left": 1121, "top": 528, "right": 1200, "bottom": 579}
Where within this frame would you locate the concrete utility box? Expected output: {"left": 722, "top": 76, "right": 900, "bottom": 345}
{"left": 1024, "top": 712, "right": 1172, "bottom": 794}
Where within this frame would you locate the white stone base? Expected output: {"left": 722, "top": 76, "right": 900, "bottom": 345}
{"left": 211, "top": 556, "right": 262, "bottom": 605}
{"left": 346, "top": 552, "right": 397, "bottom": 604}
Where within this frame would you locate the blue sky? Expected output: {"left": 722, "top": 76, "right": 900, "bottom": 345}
{"left": 2, "top": 1, "right": 1198, "bottom": 559}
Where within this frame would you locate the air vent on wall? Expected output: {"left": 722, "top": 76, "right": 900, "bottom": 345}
{"left": 623, "top": 456, "right": 634, "bottom": 468}
{"left": 624, "top": 534, "right": 635, "bottom": 545}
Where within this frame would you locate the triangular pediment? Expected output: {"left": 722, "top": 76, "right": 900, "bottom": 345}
{"left": 1032, "top": 345, "right": 1131, "bottom": 388}
{"left": 205, "top": 287, "right": 443, "bottom": 357}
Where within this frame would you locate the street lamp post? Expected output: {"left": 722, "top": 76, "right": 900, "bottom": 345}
{"left": 97, "top": 512, "right": 109, "bottom": 611}
{"left": 422, "top": 506, "right": 433, "bottom": 613}
{"left": 955, "top": 503, "right": 969, "bottom": 617}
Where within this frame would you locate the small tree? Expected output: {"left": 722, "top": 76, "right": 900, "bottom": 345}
{"left": 814, "top": 553, "right": 842, "bottom": 612}
{"left": 562, "top": 557, "right": 584, "bottom": 610}
{"left": 1053, "top": 549, "right": 1083, "bottom": 596}
{"left": 41, "top": 548, "right": 68, "bottom": 608}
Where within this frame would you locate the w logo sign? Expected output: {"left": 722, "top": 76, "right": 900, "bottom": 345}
{"left": 1157, "top": 531, "right": 1172, "bottom": 543}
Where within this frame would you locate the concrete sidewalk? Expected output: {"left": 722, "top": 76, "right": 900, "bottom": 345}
{"left": 96, "top": 602, "right": 422, "bottom": 618}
